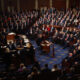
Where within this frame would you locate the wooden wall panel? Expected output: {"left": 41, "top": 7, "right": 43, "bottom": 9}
{"left": 38, "top": 0, "right": 50, "bottom": 9}
{"left": 75, "top": 0, "right": 79, "bottom": 8}
{"left": 20, "top": 0, "right": 35, "bottom": 10}
{"left": 0, "top": 0, "right": 1, "bottom": 12}
{"left": 4, "top": 0, "right": 17, "bottom": 11}
{"left": 69, "top": 0, "right": 80, "bottom": 9}
{"left": 52, "top": 0, "right": 66, "bottom": 10}
{"left": 2, "top": 0, "right": 80, "bottom": 12}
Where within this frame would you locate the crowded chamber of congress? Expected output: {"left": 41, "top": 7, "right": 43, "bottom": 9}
{"left": 0, "top": 0, "right": 80, "bottom": 80}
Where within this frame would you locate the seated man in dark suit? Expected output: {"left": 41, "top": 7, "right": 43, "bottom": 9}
{"left": 7, "top": 41, "right": 14, "bottom": 50}
{"left": 41, "top": 64, "right": 51, "bottom": 73}
{"left": 36, "top": 34, "right": 43, "bottom": 46}
{"left": 20, "top": 42, "right": 36, "bottom": 64}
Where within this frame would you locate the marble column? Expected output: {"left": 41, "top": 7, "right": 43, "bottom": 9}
{"left": 1, "top": 0, "right": 4, "bottom": 12}
{"left": 50, "top": 0, "right": 52, "bottom": 8}
{"left": 66, "top": 0, "right": 69, "bottom": 10}
{"left": 35, "top": 0, "right": 38, "bottom": 10}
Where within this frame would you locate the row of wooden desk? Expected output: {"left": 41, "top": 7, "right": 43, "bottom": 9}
{"left": 2, "top": 33, "right": 36, "bottom": 68}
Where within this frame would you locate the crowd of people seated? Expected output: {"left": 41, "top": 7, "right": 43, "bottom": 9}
{"left": 26, "top": 8, "right": 80, "bottom": 80}
{"left": 0, "top": 34, "right": 36, "bottom": 70}
{"left": 0, "top": 8, "right": 80, "bottom": 80}
{"left": 49, "top": 26, "right": 80, "bottom": 79}
{"left": 34, "top": 8, "right": 80, "bottom": 28}
{"left": 0, "top": 10, "right": 39, "bottom": 34}
{"left": 0, "top": 10, "right": 40, "bottom": 79}
{"left": 0, "top": 62, "right": 62, "bottom": 80}
{"left": 28, "top": 8, "right": 80, "bottom": 42}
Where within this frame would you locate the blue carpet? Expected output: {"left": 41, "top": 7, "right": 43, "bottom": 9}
{"left": 30, "top": 40, "right": 69, "bottom": 69}
{"left": 0, "top": 40, "right": 69, "bottom": 71}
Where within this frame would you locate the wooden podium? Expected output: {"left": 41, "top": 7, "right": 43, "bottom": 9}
{"left": 41, "top": 40, "right": 51, "bottom": 53}
{"left": 6, "top": 32, "right": 16, "bottom": 43}
{"left": 41, "top": 45, "right": 50, "bottom": 53}
{"left": 41, "top": 40, "right": 54, "bottom": 57}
